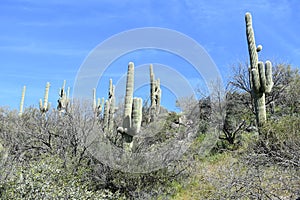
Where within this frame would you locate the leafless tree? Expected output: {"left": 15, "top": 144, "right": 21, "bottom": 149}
{"left": 229, "top": 62, "right": 300, "bottom": 116}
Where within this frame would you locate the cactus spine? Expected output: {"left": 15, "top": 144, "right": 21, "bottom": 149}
{"left": 57, "top": 80, "right": 70, "bottom": 112}
{"left": 19, "top": 86, "right": 26, "bottom": 116}
{"left": 245, "top": 12, "right": 273, "bottom": 126}
{"left": 149, "top": 64, "right": 161, "bottom": 121}
{"left": 39, "top": 82, "right": 51, "bottom": 114}
{"left": 117, "top": 62, "right": 143, "bottom": 147}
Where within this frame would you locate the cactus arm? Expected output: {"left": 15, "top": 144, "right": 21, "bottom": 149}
{"left": 150, "top": 64, "right": 156, "bottom": 108}
{"left": 258, "top": 61, "right": 266, "bottom": 92}
{"left": 254, "top": 61, "right": 274, "bottom": 94}
{"left": 57, "top": 80, "right": 69, "bottom": 112}
{"left": 93, "top": 88, "right": 104, "bottom": 117}
{"left": 97, "top": 97, "right": 100, "bottom": 110}
{"left": 156, "top": 78, "right": 161, "bottom": 110}
{"left": 257, "top": 61, "right": 273, "bottom": 93}
{"left": 58, "top": 80, "right": 66, "bottom": 97}
{"left": 149, "top": 64, "right": 162, "bottom": 121}
{"left": 109, "top": 79, "right": 113, "bottom": 98}
{"left": 251, "top": 68, "right": 261, "bottom": 94}
{"left": 62, "top": 80, "right": 66, "bottom": 91}
{"left": 40, "top": 82, "right": 50, "bottom": 113}
{"left": 265, "top": 61, "right": 274, "bottom": 93}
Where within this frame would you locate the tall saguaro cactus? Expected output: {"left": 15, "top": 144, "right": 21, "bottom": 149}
{"left": 19, "top": 86, "right": 26, "bottom": 116}
{"left": 245, "top": 12, "right": 273, "bottom": 126}
{"left": 149, "top": 64, "right": 161, "bottom": 121}
{"left": 123, "top": 62, "right": 135, "bottom": 129}
{"left": 117, "top": 62, "right": 143, "bottom": 147}
{"left": 57, "top": 80, "right": 70, "bottom": 112}
{"left": 40, "top": 82, "right": 51, "bottom": 114}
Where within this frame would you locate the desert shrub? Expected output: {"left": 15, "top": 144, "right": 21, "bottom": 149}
{"left": 0, "top": 105, "right": 189, "bottom": 199}
{"left": 0, "top": 154, "right": 124, "bottom": 199}
{"left": 253, "top": 116, "right": 300, "bottom": 168}
{"left": 217, "top": 116, "right": 300, "bottom": 199}
{"left": 172, "top": 115, "right": 300, "bottom": 199}
{"left": 91, "top": 163, "right": 187, "bottom": 199}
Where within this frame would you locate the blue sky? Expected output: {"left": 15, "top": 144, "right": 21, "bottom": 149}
{"left": 0, "top": 0, "right": 299, "bottom": 111}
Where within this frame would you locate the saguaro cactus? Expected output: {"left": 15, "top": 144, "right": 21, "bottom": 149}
{"left": 103, "top": 100, "right": 110, "bottom": 131}
{"left": 19, "top": 85, "right": 26, "bottom": 116}
{"left": 57, "top": 80, "right": 70, "bottom": 112}
{"left": 108, "top": 81, "right": 115, "bottom": 132}
{"left": 93, "top": 88, "right": 104, "bottom": 117}
{"left": 123, "top": 62, "right": 134, "bottom": 130}
{"left": 40, "top": 82, "right": 51, "bottom": 114}
{"left": 149, "top": 64, "right": 161, "bottom": 121}
{"left": 245, "top": 12, "right": 273, "bottom": 126}
{"left": 117, "top": 62, "right": 143, "bottom": 146}
{"left": 103, "top": 79, "right": 115, "bottom": 133}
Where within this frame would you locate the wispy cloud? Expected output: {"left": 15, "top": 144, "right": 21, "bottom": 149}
{"left": 0, "top": 43, "right": 89, "bottom": 56}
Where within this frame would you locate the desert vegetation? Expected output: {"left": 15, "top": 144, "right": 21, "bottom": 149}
{"left": 0, "top": 12, "right": 299, "bottom": 199}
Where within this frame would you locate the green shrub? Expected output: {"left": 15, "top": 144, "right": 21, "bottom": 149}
{"left": 254, "top": 116, "right": 300, "bottom": 167}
